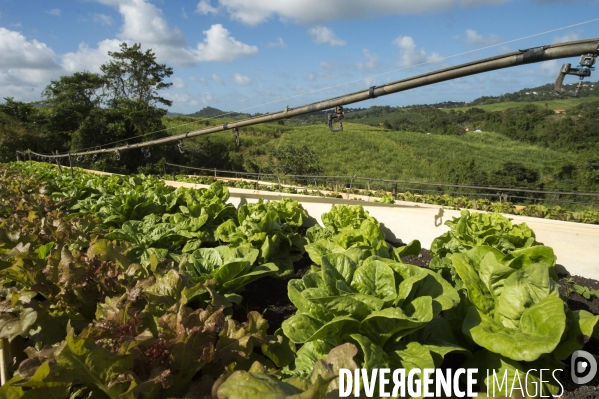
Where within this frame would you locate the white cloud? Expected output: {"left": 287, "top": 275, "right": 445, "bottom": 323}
{"left": 212, "top": 74, "right": 224, "bottom": 84}
{"left": 0, "top": 1, "right": 258, "bottom": 103}
{"left": 193, "top": 24, "right": 258, "bottom": 62}
{"left": 539, "top": 59, "right": 560, "bottom": 78}
{"left": 164, "top": 92, "right": 201, "bottom": 108}
{"left": 211, "top": 0, "right": 510, "bottom": 26}
{"left": 190, "top": 76, "right": 208, "bottom": 85}
{"left": 45, "top": 9, "right": 61, "bottom": 16}
{"left": 392, "top": 35, "right": 442, "bottom": 67}
{"left": 196, "top": 0, "right": 219, "bottom": 15}
{"left": 92, "top": 13, "right": 114, "bottom": 25}
{"left": 0, "top": 28, "right": 61, "bottom": 70}
{"left": 117, "top": 1, "right": 187, "bottom": 47}
{"left": 90, "top": 0, "right": 196, "bottom": 65}
{"left": 0, "top": 28, "right": 63, "bottom": 101}
{"left": 61, "top": 39, "right": 123, "bottom": 73}
{"left": 171, "top": 77, "right": 186, "bottom": 89}
{"left": 457, "top": 29, "right": 501, "bottom": 46}
{"left": 553, "top": 32, "right": 579, "bottom": 44}
{"left": 266, "top": 37, "right": 286, "bottom": 48}
{"left": 357, "top": 49, "right": 378, "bottom": 71}
{"left": 92, "top": 0, "right": 257, "bottom": 65}
{"left": 201, "top": 92, "right": 213, "bottom": 104}
{"left": 233, "top": 73, "right": 251, "bottom": 85}
{"left": 308, "top": 26, "right": 346, "bottom": 46}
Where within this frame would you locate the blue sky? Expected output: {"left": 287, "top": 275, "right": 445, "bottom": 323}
{"left": 0, "top": 0, "right": 598, "bottom": 114}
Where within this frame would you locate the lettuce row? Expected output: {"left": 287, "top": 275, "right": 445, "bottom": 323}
{"left": 216, "top": 198, "right": 308, "bottom": 277}
{"left": 450, "top": 246, "right": 599, "bottom": 396}
{"left": 430, "top": 210, "right": 549, "bottom": 286}
{"left": 281, "top": 252, "right": 465, "bottom": 372}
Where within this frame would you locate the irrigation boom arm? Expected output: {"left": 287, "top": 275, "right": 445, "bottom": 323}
{"left": 25, "top": 38, "right": 599, "bottom": 159}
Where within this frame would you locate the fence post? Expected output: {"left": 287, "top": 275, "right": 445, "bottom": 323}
{"left": 28, "top": 151, "right": 31, "bottom": 161}
{"left": 162, "top": 162, "right": 167, "bottom": 176}
{"left": 0, "top": 338, "right": 7, "bottom": 385}
{"left": 368, "top": 179, "right": 371, "bottom": 191}
{"left": 214, "top": 168, "right": 217, "bottom": 178}
{"left": 392, "top": 182, "right": 397, "bottom": 199}
{"left": 55, "top": 151, "right": 63, "bottom": 174}
{"left": 68, "top": 152, "right": 74, "bottom": 179}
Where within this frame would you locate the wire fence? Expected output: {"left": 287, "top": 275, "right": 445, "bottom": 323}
{"left": 163, "top": 162, "right": 599, "bottom": 208}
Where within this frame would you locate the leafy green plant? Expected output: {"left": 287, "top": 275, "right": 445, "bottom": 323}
{"left": 432, "top": 210, "right": 537, "bottom": 257}
{"left": 216, "top": 198, "right": 307, "bottom": 276}
{"left": 429, "top": 210, "right": 546, "bottom": 285}
{"left": 374, "top": 194, "right": 395, "bottom": 204}
{"left": 181, "top": 245, "right": 278, "bottom": 306}
{"left": 281, "top": 253, "right": 465, "bottom": 377}
{"left": 305, "top": 205, "right": 420, "bottom": 266}
{"left": 306, "top": 204, "right": 389, "bottom": 256}
{"left": 567, "top": 278, "right": 599, "bottom": 300}
{"left": 450, "top": 245, "right": 599, "bottom": 396}
{"left": 0, "top": 165, "right": 303, "bottom": 398}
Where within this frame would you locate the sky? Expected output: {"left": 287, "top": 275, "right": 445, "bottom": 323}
{"left": 0, "top": 0, "right": 598, "bottom": 115}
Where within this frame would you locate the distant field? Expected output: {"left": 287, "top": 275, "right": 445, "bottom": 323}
{"left": 162, "top": 116, "right": 575, "bottom": 183}
{"left": 447, "top": 96, "right": 599, "bottom": 112}
{"left": 275, "top": 124, "right": 573, "bottom": 181}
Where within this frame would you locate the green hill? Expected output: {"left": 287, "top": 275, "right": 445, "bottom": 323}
{"left": 162, "top": 118, "right": 594, "bottom": 191}
{"left": 187, "top": 106, "right": 249, "bottom": 119}
{"left": 447, "top": 96, "right": 599, "bottom": 113}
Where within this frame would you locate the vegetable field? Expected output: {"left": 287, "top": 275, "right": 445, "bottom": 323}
{"left": 1, "top": 162, "right": 598, "bottom": 398}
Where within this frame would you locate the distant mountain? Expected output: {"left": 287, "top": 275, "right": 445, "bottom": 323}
{"left": 188, "top": 106, "right": 226, "bottom": 117}
{"left": 166, "top": 111, "right": 184, "bottom": 116}
{"left": 187, "top": 106, "right": 251, "bottom": 119}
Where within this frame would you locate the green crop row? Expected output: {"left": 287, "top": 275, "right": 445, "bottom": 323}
{"left": 164, "top": 174, "right": 599, "bottom": 225}
{"left": 0, "top": 162, "right": 597, "bottom": 398}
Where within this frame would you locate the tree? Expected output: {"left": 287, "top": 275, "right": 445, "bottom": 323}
{"left": 0, "top": 97, "right": 36, "bottom": 123}
{"left": 0, "top": 98, "right": 53, "bottom": 162}
{"left": 42, "top": 72, "right": 105, "bottom": 135}
{"left": 102, "top": 43, "right": 173, "bottom": 109}
{"left": 489, "top": 162, "right": 540, "bottom": 187}
{"left": 101, "top": 43, "right": 173, "bottom": 137}
{"left": 42, "top": 43, "right": 174, "bottom": 172}
{"left": 267, "top": 144, "right": 323, "bottom": 176}
{"left": 439, "top": 157, "right": 488, "bottom": 186}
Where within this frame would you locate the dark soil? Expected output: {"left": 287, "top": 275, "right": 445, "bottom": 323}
{"left": 232, "top": 253, "right": 312, "bottom": 334}
{"left": 559, "top": 275, "right": 599, "bottom": 315}
{"left": 558, "top": 275, "right": 599, "bottom": 398}
{"left": 235, "top": 248, "right": 599, "bottom": 398}
{"left": 401, "top": 248, "right": 432, "bottom": 268}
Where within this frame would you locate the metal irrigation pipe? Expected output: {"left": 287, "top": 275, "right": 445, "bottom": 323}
{"left": 27, "top": 38, "right": 599, "bottom": 160}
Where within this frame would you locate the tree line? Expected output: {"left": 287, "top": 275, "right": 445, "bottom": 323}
{"left": 0, "top": 43, "right": 178, "bottom": 173}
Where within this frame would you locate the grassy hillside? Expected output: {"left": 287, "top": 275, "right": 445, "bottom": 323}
{"left": 162, "top": 117, "right": 574, "bottom": 184}
{"left": 447, "top": 96, "right": 599, "bottom": 113}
